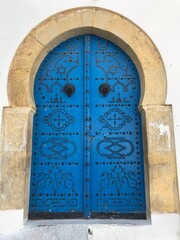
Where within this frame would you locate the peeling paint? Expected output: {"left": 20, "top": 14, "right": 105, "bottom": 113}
{"left": 150, "top": 122, "right": 171, "bottom": 150}
{"left": 19, "top": 122, "right": 27, "bottom": 151}
{"left": 3, "top": 121, "right": 27, "bottom": 152}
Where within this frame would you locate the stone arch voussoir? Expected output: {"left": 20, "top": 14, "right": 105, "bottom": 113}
{"left": 8, "top": 7, "right": 167, "bottom": 108}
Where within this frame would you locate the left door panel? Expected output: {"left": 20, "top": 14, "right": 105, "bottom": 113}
{"left": 29, "top": 36, "right": 84, "bottom": 219}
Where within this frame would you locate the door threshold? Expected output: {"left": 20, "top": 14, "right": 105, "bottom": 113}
{"left": 25, "top": 218, "right": 151, "bottom": 226}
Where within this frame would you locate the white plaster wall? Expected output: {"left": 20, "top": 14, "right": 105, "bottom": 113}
{"left": 0, "top": 212, "right": 179, "bottom": 240}
{"left": 0, "top": 0, "right": 180, "bottom": 239}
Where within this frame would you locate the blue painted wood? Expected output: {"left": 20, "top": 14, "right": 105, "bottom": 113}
{"left": 29, "top": 36, "right": 84, "bottom": 218}
{"left": 29, "top": 35, "right": 146, "bottom": 219}
{"left": 90, "top": 36, "right": 146, "bottom": 217}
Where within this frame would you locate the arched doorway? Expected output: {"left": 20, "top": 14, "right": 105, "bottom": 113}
{"left": 1, "top": 8, "right": 178, "bottom": 224}
{"left": 29, "top": 35, "right": 146, "bottom": 219}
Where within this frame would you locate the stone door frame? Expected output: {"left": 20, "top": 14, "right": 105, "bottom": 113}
{"left": 0, "top": 7, "right": 179, "bottom": 220}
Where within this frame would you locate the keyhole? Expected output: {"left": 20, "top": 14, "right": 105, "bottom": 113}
{"left": 99, "top": 83, "right": 110, "bottom": 96}
{"left": 64, "top": 84, "right": 75, "bottom": 97}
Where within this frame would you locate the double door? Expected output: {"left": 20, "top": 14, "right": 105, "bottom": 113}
{"left": 29, "top": 35, "right": 146, "bottom": 219}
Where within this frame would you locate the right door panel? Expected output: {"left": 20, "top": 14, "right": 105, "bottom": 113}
{"left": 90, "top": 35, "right": 146, "bottom": 218}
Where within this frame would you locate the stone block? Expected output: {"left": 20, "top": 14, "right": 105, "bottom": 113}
{"left": 141, "top": 105, "right": 179, "bottom": 213}
{"left": 0, "top": 107, "right": 34, "bottom": 211}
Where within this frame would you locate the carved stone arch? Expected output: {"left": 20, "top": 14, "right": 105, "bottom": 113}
{"left": 1, "top": 7, "right": 179, "bottom": 220}
{"left": 8, "top": 7, "right": 167, "bottom": 108}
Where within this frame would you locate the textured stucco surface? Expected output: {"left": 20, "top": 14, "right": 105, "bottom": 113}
{"left": 0, "top": 107, "right": 34, "bottom": 215}
{"left": 141, "top": 105, "right": 179, "bottom": 213}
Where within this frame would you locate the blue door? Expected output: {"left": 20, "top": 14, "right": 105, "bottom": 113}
{"left": 29, "top": 35, "right": 146, "bottom": 219}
